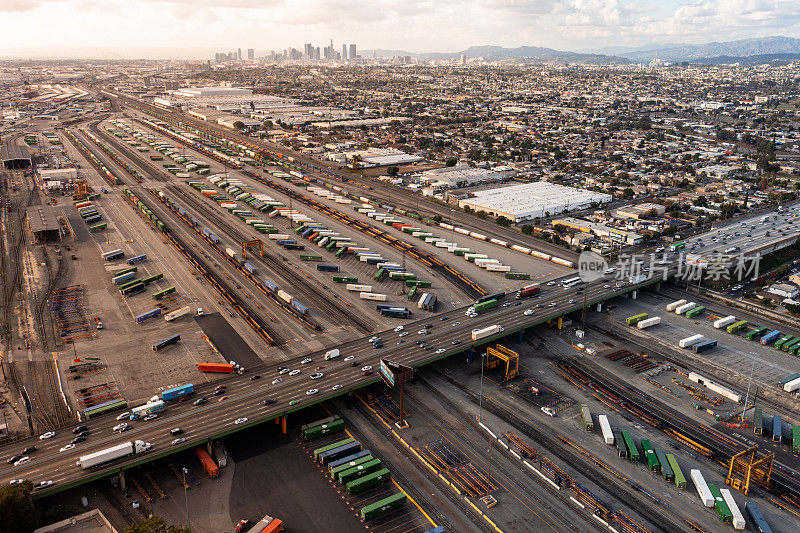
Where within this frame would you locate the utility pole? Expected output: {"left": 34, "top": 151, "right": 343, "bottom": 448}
{"left": 182, "top": 467, "right": 191, "bottom": 531}
{"left": 477, "top": 352, "right": 485, "bottom": 422}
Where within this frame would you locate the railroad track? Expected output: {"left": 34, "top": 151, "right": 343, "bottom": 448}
{"left": 88, "top": 118, "right": 373, "bottom": 334}
{"left": 561, "top": 358, "right": 800, "bottom": 510}
{"left": 86, "top": 121, "right": 368, "bottom": 337}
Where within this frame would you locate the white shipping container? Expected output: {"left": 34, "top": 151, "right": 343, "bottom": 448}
{"left": 268, "top": 234, "right": 290, "bottom": 240}
{"left": 550, "top": 257, "right": 574, "bottom": 267}
{"left": 782, "top": 376, "right": 800, "bottom": 392}
{"left": 346, "top": 284, "right": 373, "bottom": 292}
{"left": 277, "top": 290, "right": 293, "bottom": 304}
{"left": 439, "top": 223, "right": 454, "bottom": 230}
{"left": 690, "top": 470, "right": 714, "bottom": 507}
{"left": 417, "top": 293, "right": 431, "bottom": 309}
{"left": 486, "top": 265, "right": 512, "bottom": 272}
{"left": 490, "top": 238, "right": 508, "bottom": 247}
{"left": 666, "top": 299, "right": 687, "bottom": 312}
{"left": 470, "top": 232, "right": 487, "bottom": 240}
{"left": 674, "top": 302, "right": 696, "bottom": 315}
{"left": 679, "top": 334, "right": 705, "bottom": 348}
{"left": 472, "top": 324, "right": 503, "bottom": 341}
{"left": 531, "top": 250, "right": 550, "bottom": 260}
{"left": 164, "top": 306, "right": 191, "bottom": 322}
{"left": 435, "top": 241, "right": 452, "bottom": 248}
{"left": 637, "top": 317, "right": 661, "bottom": 329}
{"left": 719, "top": 489, "right": 746, "bottom": 530}
{"left": 225, "top": 247, "right": 237, "bottom": 258}
{"left": 713, "top": 315, "right": 737, "bottom": 329}
{"left": 359, "top": 255, "right": 383, "bottom": 262}
{"left": 359, "top": 292, "right": 386, "bottom": 301}
{"left": 455, "top": 227, "right": 470, "bottom": 235}
{"left": 598, "top": 414, "right": 614, "bottom": 445}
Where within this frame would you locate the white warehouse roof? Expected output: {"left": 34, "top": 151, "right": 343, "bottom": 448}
{"left": 458, "top": 182, "right": 612, "bottom": 222}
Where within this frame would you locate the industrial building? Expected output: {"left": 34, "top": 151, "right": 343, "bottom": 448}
{"left": 27, "top": 206, "right": 62, "bottom": 242}
{"left": 327, "top": 147, "right": 422, "bottom": 167}
{"left": 458, "top": 182, "right": 611, "bottom": 223}
{"left": 1, "top": 144, "right": 32, "bottom": 169}
{"left": 420, "top": 166, "right": 514, "bottom": 189}
{"left": 553, "top": 216, "right": 644, "bottom": 245}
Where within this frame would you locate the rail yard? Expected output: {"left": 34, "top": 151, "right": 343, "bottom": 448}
{"left": 1, "top": 88, "right": 800, "bottom": 533}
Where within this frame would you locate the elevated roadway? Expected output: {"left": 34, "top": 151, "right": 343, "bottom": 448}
{"left": 0, "top": 270, "right": 662, "bottom": 494}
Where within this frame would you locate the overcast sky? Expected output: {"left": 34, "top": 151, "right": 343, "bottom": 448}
{"left": 2, "top": 0, "right": 800, "bottom": 58}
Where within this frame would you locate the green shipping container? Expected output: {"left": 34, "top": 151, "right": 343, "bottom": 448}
{"left": 727, "top": 320, "right": 748, "bottom": 334}
{"left": 505, "top": 272, "right": 531, "bottom": 280}
{"left": 330, "top": 455, "right": 374, "bottom": 478}
{"left": 474, "top": 299, "right": 498, "bottom": 313}
{"left": 346, "top": 468, "right": 391, "bottom": 495}
{"left": 337, "top": 458, "right": 383, "bottom": 484}
{"left": 359, "top": 492, "right": 406, "bottom": 521}
{"left": 685, "top": 306, "right": 706, "bottom": 318}
{"left": 313, "top": 438, "right": 354, "bottom": 461}
{"left": 707, "top": 483, "right": 733, "bottom": 523}
{"left": 641, "top": 439, "right": 660, "bottom": 472}
{"left": 625, "top": 313, "right": 648, "bottom": 326}
{"left": 666, "top": 454, "right": 686, "bottom": 489}
{"left": 621, "top": 431, "right": 639, "bottom": 462}
{"left": 745, "top": 326, "right": 768, "bottom": 340}
{"left": 114, "top": 266, "right": 138, "bottom": 277}
{"left": 302, "top": 419, "right": 345, "bottom": 441}
{"left": 333, "top": 276, "right": 358, "bottom": 283}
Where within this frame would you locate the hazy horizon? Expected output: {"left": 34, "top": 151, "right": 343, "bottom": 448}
{"left": 2, "top": 1, "right": 800, "bottom": 60}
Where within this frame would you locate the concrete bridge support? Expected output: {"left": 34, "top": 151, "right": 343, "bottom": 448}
{"left": 119, "top": 471, "right": 126, "bottom": 493}
{"left": 631, "top": 290, "right": 638, "bottom": 300}
{"left": 596, "top": 302, "right": 602, "bottom": 312}
{"left": 281, "top": 415, "right": 287, "bottom": 434}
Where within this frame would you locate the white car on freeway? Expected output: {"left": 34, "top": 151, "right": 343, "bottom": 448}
{"left": 112, "top": 423, "right": 129, "bottom": 432}
{"left": 306, "top": 388, "right": 318, "bottom": 395}
{"left": 310, "top": 372, "right": 324, "bottom": 380}
{"left": 234, "top": 417, "right": 248, "bottom": 425}
{"left": 344, "top": 355, "right": 355, "bottom": 362}
{"left": 288, "top": 369, "right": 301, "bottom": 376}
{"left": 59, "top": 444, "right": 75, "bottom": 452}
{"left": 38, "top": 432, "right": 56, "bottom": 440}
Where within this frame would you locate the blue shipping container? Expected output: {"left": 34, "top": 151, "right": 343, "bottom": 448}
{"left": 135, "top": 307, "right": 161, "bottom": 323}
{"left": 153, "top": 334, "right": 181, "bottom": 351}
{"left": 316, "top": 264, "right": 339, "bottom": 272}
{"left": 127, "top": 254, "right": 147, "bottom": 265}
{"left": 112, "top": 271, "right": 136, "bottom": 284}
{"left": 161, "top": 383, "right": 194, "bottom": 401}
{"left": 243, "top": 262, "right": 258, "bottom": 275}
{"left": 745, "top": 502, "right": 773, "bottom": 533}
{"left": 84, "top": 215, "right": 103, "bottom": 224}
{"left": 318, "top": 441, "right": 362, "bottom": 465}
{"left": 328, "top": 450, "right": 372, "bottom": 471}
{"left": 772, "top": 415, "right": 782, "bottom": 442}
{"left": 761, "top": 330, "right": 781, "bottom": 345}
{"left": 263, "top": 279, "right": 278, "bottom": 293}
{"left": 209, "top": 234, "right": 220, "bottom": 244}
{"left": 104, "top": 251, "right": 125, "bottom": 262}
{"left": 292, "top": 301, "right": 309, "bottom": 315}
{"left": 693, "top": 340, "right": 717, "bottom": 353}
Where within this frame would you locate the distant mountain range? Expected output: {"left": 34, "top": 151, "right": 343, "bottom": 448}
{"left": 365, "top": 36, "right": 800, "bottom": 65}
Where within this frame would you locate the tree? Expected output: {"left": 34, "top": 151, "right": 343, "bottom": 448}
{"left": 693, "top": 196, "right": 708, "bottom": 207}
{"left": 622, "top": 188, "right": 634, "bottom": 199}
{"left": 0, "top": 482, "right": 37, "bottom": 533}
{"left": 495, "top": 216, "right": 511, "bottom": 227}
{"left": 232, "top": 121, "right": 245, "bottom": 130}
{"left": 124, "top": 516, "right": 191, "bottom": 533}
{"left": 386, "top": 166, "right": 399, "bottom": 176}
{"left": 786, "top": 303, "right": 800, "bottom": 316}
{"left": 445, "top": 158, "right": 458, "bottom": 167}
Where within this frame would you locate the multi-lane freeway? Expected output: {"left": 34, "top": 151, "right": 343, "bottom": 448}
{"left": 4, "top": 200, "right": 794, "bottom": 494}
{"left": 1, "top": 266, "right": 660, "bottom": 493}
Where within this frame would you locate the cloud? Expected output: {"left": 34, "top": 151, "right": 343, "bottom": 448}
{"left": 0, "top": 0, "right": 45, "bottom": 12}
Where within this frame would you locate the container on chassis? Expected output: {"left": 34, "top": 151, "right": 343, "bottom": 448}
{"left": 691, "top": 469, "right": 714, "bottom": 507}
{"left": 112, "top": 271, "right": 136, "bottom": 285}
{"left": 302, "top": 419, "right": 346, "bottom": 440}
{"left": 674, "top": 302, "right": 696, "bottom": 315}
{"left": 76, "top": 440, "right": 151, "bottom": 469}
{"left": 337, "top": 458, "right": 383, "bottom": 484}
{"left": 693, "top": 340, "right": 717, "bottom": 353}
{"left": 719, "top": 488, "right": 745, "bottom": 530}
{"left": 727, "top": 320, "right": 748, "bottom": 334}
{"left": 196, "top": 447, "right": 219, "bottom": 478}
{"left": 251, "top": 514, "right": 283, "bottom": 533}
{"left": 346, "top": 284, "right": 373, "bottom": 292}
{"left": 772, "top": 415, "right": 782, "bottom": 442}
{"left": 515, "top": 285, "right": 540, "bottom": 299}
{"left": 655, "top": 448, "right": 673, "bottom": 482}
{"left": 620, "top": 431, "right": 639, "bottom": 461}
{"left": 708, "top": 483, "right": 733, "bottom": 523}
{"left": 347, "top": 468, "right": 391, "bottom": 495}
{"left": 153, "top": 334, "right": 180, "bottom": 351}
{"left": 317, "top": 264, "right": 339, "bottom": 272}
{"left": 641, "top": 439, "right": 660, "bottom": 471}
{"left": 598, "top": 415, "right": 614, "bottom": 444}
{"left": 580, "top": 404, "right": 593, "bottom": 431}
{"left": 164, "top": 306, "right": 191, "bottom": 322}
{"left": 685, "top": 306, "right": 705, "bottom": 318}
{"left": 613, "top": 431, "right": 627, "bottom": 458}
{"left": 666, "top": 299, "right": 687, "bottom": 312}
{"left": 161, "top": 384, "right": 194, "bottom": 401}
{"left": 359, "top": 492, "right": 405, "bottom": 521}
{"left": 745, "top": 326, "right": 768, "bottom": 340}
{"left": 360, "top": 292, "right": 386, "bottom": 301}
{"left": 666, "top": 454, "right": 686, "bottom": 489}
{"left": 328, "top": 451, "right": 372, "bottom": 473}
{"left": 760, "top": 330, "right": 781, "bottom": 345}
{"left": 625, "top": 313, "right": 648, "bottom": 326}
{"left": 197, "top": 363, "right": 235, "bottom": 373}
{"left": 318, "top": 441, "right": 362, "bottom": 465}
{"left": 745, "top": 502, "right": 773, "bottom": 533}
{"left": 679, "top": 334, "right": 704, "bottom": 348}
{"left": 753, "top": 407, "right": 763, "bottom": 435}
{"left": 713, "top": 315, "right": 737, "bottom": 329}
{"left": 313, "top": 438, "right": 355, "bottom": 461}
{"left": 472, "top": 324, "right": 503, "bottom": 341}
{"left": 637, "top": 317, "right": 661, "bottom": 329}
{"left": 135, "top": 308, "right": 161, "bottom": 323}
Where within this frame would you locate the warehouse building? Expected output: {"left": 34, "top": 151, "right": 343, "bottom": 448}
{"left": 458, "top": 182, "right": 611, "bottom": 223}
{"left": 420, "top": 166, "right": 513, "bottom": 189}
{"left": 27, "top": 206, "right": 62, "bottom": 242}
{"left": 554, "top": 217, "right": 644, "bottom": 245}
{"left": 2, "top": 144, "right": 32, "bottom": 169}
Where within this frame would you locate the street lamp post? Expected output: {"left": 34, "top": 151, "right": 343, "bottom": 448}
{"left": 742, "top": 354, "right": 756, "bottom": 421}
{"left": 477, "top": 352, "right": 485, "bottom": 422}
{"left": 182, "top": 467, "right": 191, "bottom": 531}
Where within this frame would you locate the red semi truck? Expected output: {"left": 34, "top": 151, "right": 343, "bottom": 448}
{"left": 197, "top": 362, "right": 234, "bottom": 373}
{"left": 516, "top": 284, "right": 540, "bottom": 299}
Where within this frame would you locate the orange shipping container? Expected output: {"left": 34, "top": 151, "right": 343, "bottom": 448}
{"left": 261, "top": 519, "right": 283, "bottom": 533}
{"left": 197, "top": 362, "right": 234, "bottom": 373}
{"left": 195, "top": 447, "right": 219, "bottom": 478}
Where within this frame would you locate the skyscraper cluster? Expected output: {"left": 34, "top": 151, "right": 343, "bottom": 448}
{"left": 215, "top": 41, "right": 357, "bottom": 63}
